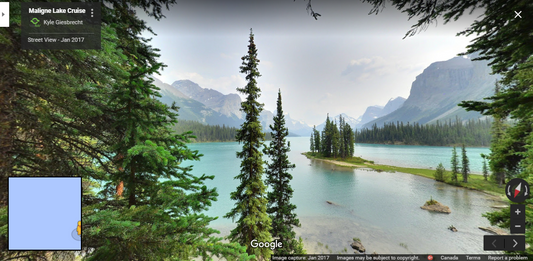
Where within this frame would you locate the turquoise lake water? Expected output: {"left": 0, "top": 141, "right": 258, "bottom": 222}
{"left": 184, "top": 137, "right": 502, "bottom": 254}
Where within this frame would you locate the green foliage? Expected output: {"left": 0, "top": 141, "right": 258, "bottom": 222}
{"left": 0, "top": 1, "right": 250, "bottom": 260}
{"left": 317, "top": 114, "right": 355, "bottom": 159}
{"left": 171, "top": 119, "right": 239, "bottom": 142}
{"left": 313, "top": 126, "right": 321, "bottom": 153}
{"left": 482, "top": 156, "right": 489, "bottom": 181}
{"left": 451, "top": 147, "right": 460, "bottom": 183}
{"left": 354, "top": 118, "right": 492, "bottom": 146}
{"left": 461, "top": 144, "right": 470, "bottom": 183}
{"left": 361, "top": 0, "right": 533, "bottom": 254}
{"left": 434, "top": 163, "right": 446, "bottom": 182}
{"left": 264, "top": 90, "right": 303, "bottom": 255}
{"left": 310, "top": 127, "right": 315, "bottom": 153}
{"left": 321, "top": 114, "right": 333, "bottom": 157}
{"left": 425, "top": 196, "right": 438, "bottom": 206}
{"left": 224, "top": 29, "right": 273, "bottom": 260}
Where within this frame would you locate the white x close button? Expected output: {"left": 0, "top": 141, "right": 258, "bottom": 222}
{"left": 0, "top": 2, "right": 9, "bottom": 27}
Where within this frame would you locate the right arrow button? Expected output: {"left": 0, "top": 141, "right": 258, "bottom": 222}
{"left": 505, "top": 236, "right": 525, "bottom": 251}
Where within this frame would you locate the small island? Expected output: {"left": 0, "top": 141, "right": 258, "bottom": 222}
{"left": 350, "top": 238, "right": 365, "bottom": 254}
{"left": 420, "top": 197, "right": 451, "bottom": 214}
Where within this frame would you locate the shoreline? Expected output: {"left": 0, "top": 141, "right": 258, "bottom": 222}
{"left": 355, "top": 142, "right": 490, "bottom": 148}
{"left": 302, "top": 152, "right": 506, "bottom": 198}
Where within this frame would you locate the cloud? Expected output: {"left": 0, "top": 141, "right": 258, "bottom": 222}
{"left": 341, "top": 56, "right": 423, "bottom": 82}
{"left": 317, "top": 93, "right": 334, "bottom": 105}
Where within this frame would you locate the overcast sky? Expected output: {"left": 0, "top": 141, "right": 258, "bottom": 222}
{"left": 138, "top": 0, "right": 483, "bottom": 126}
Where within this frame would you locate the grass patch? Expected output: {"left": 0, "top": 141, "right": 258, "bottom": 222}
{"left": 425, "top": 196, "right": 438, "bottom": 205}
{"left": 303, "top": 152, "right": 505, "bottom": 197}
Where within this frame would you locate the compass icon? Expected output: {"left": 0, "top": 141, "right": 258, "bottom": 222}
{"left": 506, "top": 178, "right": 530, "bottom": 203}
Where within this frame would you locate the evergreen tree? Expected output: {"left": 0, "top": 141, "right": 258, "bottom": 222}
{"left": 360, "top": 0, "right": 533, "bottom": 255}
{"left": 313, "top": 126, "right": 320, "bottom": 153}
{"left": 339, "top": 115, "right": 346, "bottom": 158}
{"left": 0, "top": 1, "right": 250, "bottom": 260}
{"left": 482, "top": 157, "right": 489, "bottom": 181}
{"left": 434, "top": 163, "right": 446, "bottom": 182}
{"left": 310, "top": 130, "right": 315, "bottom": 153}
{"left": 486, "top": 83, "right": 508, "bottom": 187}
{"left": 451, "top": 147, "right": 460, "bottom": 183}
{"left": 346, "top": 124, "right": 355, "bottom": 158}
{"left": 171, "top": 120, "right": 239, "bottom": 142}
{"left": 264, "top": 90, "right": 305, "bottom": 255}
{"left": 224, "top": 29, "right": 273, "bottom": 260}
{"left": 353, "top": 119, "right": 492, "bottom": 146}
{"left": 332, "top": 121, "right": 340, "bottom": 158}
{"left": 461, "top": 144, "right": 470, "bottom": 183}
{"left": 322, "top": 114, "right": 332, "bottom": 157}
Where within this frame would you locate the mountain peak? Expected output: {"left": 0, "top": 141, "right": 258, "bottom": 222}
{"left": 317, "top": 113, "right": 361, "bottom": 131}
{"left": 362, "top": 55, "right": 497, "bottom": 128}
{"left": 358, "top": 97, "right": 406, "bottom": 127}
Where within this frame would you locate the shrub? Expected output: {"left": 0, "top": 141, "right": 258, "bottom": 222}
{"left": 434, "top": 163, "right": 446, "bottom": 182}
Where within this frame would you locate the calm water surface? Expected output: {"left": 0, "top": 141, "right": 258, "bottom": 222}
{"left": 184, "top": 137, "right": 501, "bottom": 254}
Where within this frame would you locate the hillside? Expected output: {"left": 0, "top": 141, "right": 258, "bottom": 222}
{"left": 362, "top": 55, "right": 499, "bottom": 128}
{"left": 359, "top": 97, "right": 406, "bottom": 127}
{"left": 154, "top": 78, "right": 312, "bottom": 135}
{"left": 153, "top": 77, "right": 243, "bottom": 127}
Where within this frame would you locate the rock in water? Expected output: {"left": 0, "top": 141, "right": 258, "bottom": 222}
{"left": 448, "top": 225, "right": 458, "bottom": 232}
{"left": 350, "top": 240, "right": 365, "bottom": 253}
{"left": 326, "top": 200, "right": 339, "bottom": 206}
{"left": 420, "top": 201, "right": 451, "bottom": 214}
{"left": 479, "top": 226, "right": 508, "bottom": 235}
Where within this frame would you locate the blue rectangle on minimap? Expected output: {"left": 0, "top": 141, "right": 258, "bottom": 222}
{"left": 8, "top": 177, "right": 81, "bottom": 250}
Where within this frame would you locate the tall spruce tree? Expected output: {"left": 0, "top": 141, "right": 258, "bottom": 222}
{"left": 310, "top": 130, "right": 315, "bottom": 153}
{"left": 0, "top": 1, "right": 250, "bottom": 260}
{"left": 313, "top": 126, "right": 321, "bottom": 154}
{"left": 451, "top": 147, "right": 460, "bottom": 183}
{"left": 332, "top": 121, "right": 340, "bottom": 158}
{"left": 461, "top": 144, "right": 470, "bottom": 183}
{"left": 322, "top": 114, "right": 333, "bottom": 157}
{"left": 482, "top": 157, "right": 489, "bottom": 181}
{"left": 264, "top": 90, "right": 305, "bottom": 255}
{"left": 347, "top": 124, "right": 355, "bottom": 157}
{"left": 224, "top": 29, "right": 273, "bottom": 260}
{"left": 339, "top": 115, "right": 346, "bottom": 158}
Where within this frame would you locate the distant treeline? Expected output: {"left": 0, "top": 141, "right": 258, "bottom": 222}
{"left": 172, "top": 119, "right": 272, "bottom": 142}
{"left": 354, "top": 118, "right": 492, "bottom": 146}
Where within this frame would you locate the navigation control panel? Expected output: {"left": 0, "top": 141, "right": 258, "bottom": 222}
{"left": 483, "top": 178, "right": 528, "bottom": 251}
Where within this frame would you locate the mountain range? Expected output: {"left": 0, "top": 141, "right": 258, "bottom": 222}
{"left": 362, "top": 55, "right": 498, "bottom": 128}
{"left": 153, "top": 78, "right": 313, "bottom": 136}
{"left": 154, "top": 54, "right": 496, "bottom": 137}
{"left": 358, "top": 97, "right": 406, "bottom": 127}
